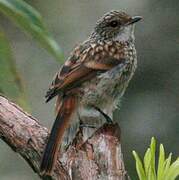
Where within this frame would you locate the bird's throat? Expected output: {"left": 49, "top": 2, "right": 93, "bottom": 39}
{"left": 113, "top": 25, "right": 135, "bottom": 42}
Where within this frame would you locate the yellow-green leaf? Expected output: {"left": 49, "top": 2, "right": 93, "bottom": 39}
{"left": 157, "top": 144, "right": 165, "bottom": 180}
{"left": 144, "top": 148, "right": 151, "bottom": 176}
{"left": 133, "top": 150, "right": 147, "bottom": 180}
{"left": 150, "top": 137, "right": 157, "bottom": 179}
{"left": 163, "top": 153, "right": 172, "bottom": 179}
{"left": 164, "top": 158, "right": 179, "bottom": 180}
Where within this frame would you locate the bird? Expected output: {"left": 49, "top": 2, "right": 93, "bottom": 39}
{"left": 40, "top": 10, "right": 142, "bottom": 176}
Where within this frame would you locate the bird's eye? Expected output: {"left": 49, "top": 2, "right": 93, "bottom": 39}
{"left": 109, "top": 20, "right": 119, "bottom": 27}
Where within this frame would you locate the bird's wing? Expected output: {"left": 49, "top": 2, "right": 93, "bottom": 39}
{"left": 45, "top": 41, "right": 126, "bottom": 102}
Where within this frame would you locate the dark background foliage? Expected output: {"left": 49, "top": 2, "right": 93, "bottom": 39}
{"left": 0, "top": 0, "right": 178, "bottom": 179}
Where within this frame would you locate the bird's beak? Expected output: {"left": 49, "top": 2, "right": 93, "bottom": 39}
{"left": 126, "top": 16, "right": 142, "bottom": 25}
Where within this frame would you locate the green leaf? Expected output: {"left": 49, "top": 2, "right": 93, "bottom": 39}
{"left": 164, "top": 158, "right": 179, "bottom": 180}
{"left": 157, "top": 144, "right": 165, "bottom": 180}
{"left": 150, "top": 137, "right": 157, "bottom": 179}
{"left": 144, "top": 148, "right": 151, "bottom": 176}
{"left": 0, "top": 30, "right": 28, "bottom": 109}
{"left": 133, "top": 137, "right": 179, "bottom": 180}
{"left": 163, "top": 153, "right": 172, "bottom": 179}
{"left": 0, "top": 0, "right": 64, "bottom": 62}
{"left": 148, "top": 165, "right": 156, "bottom": 180}
{"left": 133, "top": 150, "right": 147, "bottom": 180}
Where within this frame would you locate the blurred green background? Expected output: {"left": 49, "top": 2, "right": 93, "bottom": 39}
{"left": 0, "top": 0, "right": 178, "bottom": 179}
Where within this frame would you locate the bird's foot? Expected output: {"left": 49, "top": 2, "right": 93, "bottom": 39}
{"left": 93, "top": 106, "right": 113, "bottom": 124}
{"left": 78, "top": 114, "right": 97, "bottom": 129}
{"left": 79, "top": 123, "right": 97, "bottom": 129}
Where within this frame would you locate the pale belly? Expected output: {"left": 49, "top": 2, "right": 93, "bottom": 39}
{"left": 62, "top": 58, "right": 137, "bottom": 145}
{"left": 62, "top": 60, "right": 137, "bottom": 144}
{"left": 79, "top": 60, "right": 136, "bottom": 113}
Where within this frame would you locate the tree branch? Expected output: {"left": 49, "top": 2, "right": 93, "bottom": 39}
{"left": 0, "top": 95, "right": 128, "bottom": 180}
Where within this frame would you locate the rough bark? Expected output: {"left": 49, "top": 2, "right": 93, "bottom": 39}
{"left": 0, "top": 95, "right": 128, "bottom": 180}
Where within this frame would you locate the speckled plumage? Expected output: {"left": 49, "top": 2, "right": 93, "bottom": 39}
{"left": 41, "top": 10, "right": 141, "bottom": 175}
{"left": 79, "top": 41, "right": 137, "bottom": 110}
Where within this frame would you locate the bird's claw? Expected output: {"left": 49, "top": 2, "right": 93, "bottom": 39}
{"left": 92, "top": 106, "right": 113, "bottom": 124}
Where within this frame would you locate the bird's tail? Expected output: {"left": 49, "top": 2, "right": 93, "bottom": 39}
{"left": 40, "top": 95, "right": 76, "bottom": 176}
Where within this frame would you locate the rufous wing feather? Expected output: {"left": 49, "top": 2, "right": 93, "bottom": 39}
{"left": 45, "top": 41, "right": 126, "bottom": 103}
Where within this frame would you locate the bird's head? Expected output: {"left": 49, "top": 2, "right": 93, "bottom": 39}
{"left": 91, "top": 10, "right": 142, "bottom": 42}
